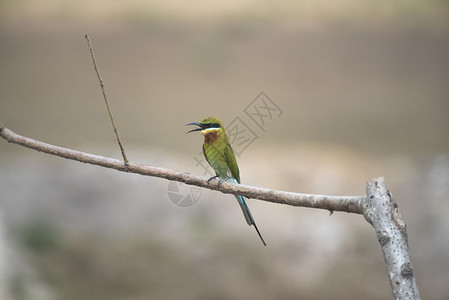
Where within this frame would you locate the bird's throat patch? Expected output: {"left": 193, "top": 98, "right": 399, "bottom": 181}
{"left": 202, "top": 128, "right": 220, "bottom": 144}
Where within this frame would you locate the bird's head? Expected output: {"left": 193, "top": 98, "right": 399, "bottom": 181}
{"left": 186, "top": 117, "right": 224, "bottom": 136}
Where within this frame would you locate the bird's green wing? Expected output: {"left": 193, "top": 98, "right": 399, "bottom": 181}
{"left": 202, "top": 144, "right": 211, "bottom": 166}
{"left": 223, "top": 141, "right": 240, "bottom": 183}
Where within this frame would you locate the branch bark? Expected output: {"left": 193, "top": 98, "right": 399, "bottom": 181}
{"left": 0, "top": 124, "right": 364, "bottom": 213}
{"left": 364, "top": 178, "right": 421, "bottom": 299}
{"left": 0, "top": 124, "right": 420, "bottom": 299}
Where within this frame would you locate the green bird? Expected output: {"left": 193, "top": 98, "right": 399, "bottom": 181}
{"left": 187, "top": 116, "right": 266, "bottom": 246}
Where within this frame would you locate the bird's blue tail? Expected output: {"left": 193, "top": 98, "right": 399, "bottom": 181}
{"left": 234, "top": 194, "right": 266, "bottom": 246}
{"left": 228, "top": 178, "right": 266, "bottom": 246}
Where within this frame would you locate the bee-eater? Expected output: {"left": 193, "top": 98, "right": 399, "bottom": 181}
{"left": 187, "top": 116, "right": 266, "bottom": 246}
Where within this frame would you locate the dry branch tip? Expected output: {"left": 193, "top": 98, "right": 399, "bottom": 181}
{"left": 84, "top": 34, "right": 129, "bottom": 166}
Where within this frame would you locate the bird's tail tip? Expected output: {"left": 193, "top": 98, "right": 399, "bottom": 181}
{"left": 253, "top": 223, "right": 267, "bottom": 246}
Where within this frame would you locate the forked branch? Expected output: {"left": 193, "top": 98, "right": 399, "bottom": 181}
{"left": 0, "top": 125, "right": 420, "bottom": 299}
{"left": 0, "top": 33, "right": 420, "bottom": 300}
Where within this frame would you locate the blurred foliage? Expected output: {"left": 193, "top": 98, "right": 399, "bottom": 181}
{"left": 18, "top": 221, "right": 60, "bottom": 254}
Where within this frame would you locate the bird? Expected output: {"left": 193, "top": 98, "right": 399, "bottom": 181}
{"left": 186, "top": 116, "right": 266, "bottom": 246}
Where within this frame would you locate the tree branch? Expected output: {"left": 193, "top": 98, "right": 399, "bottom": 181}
{"left": 0, "top": 124, "right": 421, "bottom": 299}
{"left": 364, "top": 178, "right": 421, "bottom": 299}
{"left": 0, "top": 124, "right": 364, "bottom": 213}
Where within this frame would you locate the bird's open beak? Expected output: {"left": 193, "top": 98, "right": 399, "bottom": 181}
{"left": 186, "top": 122, "right": 205, "bottom": 134}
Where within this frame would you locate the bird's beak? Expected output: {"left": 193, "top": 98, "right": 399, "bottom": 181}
{"left": 186, "top": 122, "right": 205, "bottom": 134}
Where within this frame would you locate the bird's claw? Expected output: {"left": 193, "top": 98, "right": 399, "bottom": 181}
{"left": 217, "top": 178, "right": 225, "bottom": 187}
{"left": 207, "top": 175, "right": 226, "bottom": 187}
{"left": 207, "top": 175, "right": 220, "bottom": 184}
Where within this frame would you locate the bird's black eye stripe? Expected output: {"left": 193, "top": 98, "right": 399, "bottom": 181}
{"left": 206, "top": 122, "right": 221, "bottom": 128}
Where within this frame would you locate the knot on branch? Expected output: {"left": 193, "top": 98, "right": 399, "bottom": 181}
{"left": 376, "top": 230, "right": 391, "bottom": 246}
{"left": 401, "top": 262, "right": 414, "bottom": 278}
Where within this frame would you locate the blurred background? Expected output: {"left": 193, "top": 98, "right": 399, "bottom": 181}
{"left": 1, "top": 0, "right": 449, "bottom": 299}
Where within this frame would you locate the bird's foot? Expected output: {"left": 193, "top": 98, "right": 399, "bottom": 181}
{"left": 207, "top": 175, "right": 220, "bottom": 184}
{"left": 217, "top": 178, "right": 225, "bottom": 187}
{"left": 207, "top": 175, "right": 225, "bottom": 187}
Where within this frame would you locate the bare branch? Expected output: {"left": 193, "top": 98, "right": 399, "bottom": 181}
{"left": 1, "top": 125, "right": 422, "bottom": 298}
{"left": 365, "top": 177, "right": 421, "bottom": 300}
{"left": 84, "top": 34, "right": 129, "bottom": 166}
{"left": 0, "top": 124, "right": 364, "bottom": 213}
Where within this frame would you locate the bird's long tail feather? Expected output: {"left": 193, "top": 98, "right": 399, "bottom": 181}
{"left": 234, "top": 194, "right": 266, "bottom": 246}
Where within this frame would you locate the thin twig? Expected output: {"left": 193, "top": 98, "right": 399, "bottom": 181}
{"left": 0, "top": 124, "right": 365, "bottom": 214}
{"left": 84, "top": 34, "right": 129, "bottom": 166}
